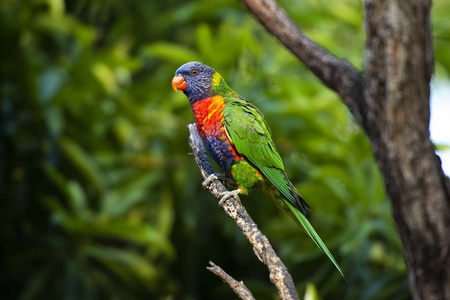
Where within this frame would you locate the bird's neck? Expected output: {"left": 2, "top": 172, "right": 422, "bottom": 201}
{"left": 211, "top": 72, "right": 233, "bottom": 97}
{"left": 188, "top": 72, "right": 233, "bottom": 106}
{"left": 186, "top": 91, "right": 211, "bottom": 105}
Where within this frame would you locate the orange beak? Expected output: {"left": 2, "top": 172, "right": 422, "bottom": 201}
{"left": 172, "top": 75, "right": 186, "bottom": 92}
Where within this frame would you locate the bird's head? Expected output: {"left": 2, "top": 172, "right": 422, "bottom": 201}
{"left": 172, "top": 62, "right": 229, "bottom": 104}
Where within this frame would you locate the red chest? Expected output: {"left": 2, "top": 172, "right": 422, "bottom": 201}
{"left": 192, "top": 96, "right": 226, "bottom": 139}
{"left": 191, "top": 96, "right": 243, "bottom": 167}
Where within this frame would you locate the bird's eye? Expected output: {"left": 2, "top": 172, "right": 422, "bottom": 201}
{"left": 191, "top": 69, "right": 199, "bottom": 76}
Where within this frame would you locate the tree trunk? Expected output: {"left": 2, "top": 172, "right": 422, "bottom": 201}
{"left": 241, "top": 0, "right": 450, "bottom": 298}
{"left": 363, "top": 0, "right": 450, "bottom": 299}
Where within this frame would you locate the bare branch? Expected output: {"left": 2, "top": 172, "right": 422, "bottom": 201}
{"left": 207, "top": 261, "right": 255, "bottom": 300}
{"left": 240, "top": 0, "right": 365, "bottom": 124}
{"left": 187, "top": 123, "right": 299, "bottom": 300}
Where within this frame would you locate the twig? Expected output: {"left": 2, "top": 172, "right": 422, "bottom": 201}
{"left": 240, "top": 0, "right": 365, "bottom": 124}
{"left": 207, "top": 261, "right": 256, "bottom": 300}
{"left": 187, "top": 123, "right": 299, "bottom": 300}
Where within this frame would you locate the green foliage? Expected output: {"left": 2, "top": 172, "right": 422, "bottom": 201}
{"left": 1, "top": 0, "right": 449, "bottom": 299}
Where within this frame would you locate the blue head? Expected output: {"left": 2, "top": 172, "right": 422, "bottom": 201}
{"left": 172, "top": 62, "right": 216, "bottom": 104}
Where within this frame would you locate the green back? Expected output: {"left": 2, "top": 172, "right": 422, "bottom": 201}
{"left": 222, "top": 95, "right": 300, "bottom": 209}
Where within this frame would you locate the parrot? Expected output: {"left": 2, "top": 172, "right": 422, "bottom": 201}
{"left": 172, "top": 61, "right": 343, "bottom": 277}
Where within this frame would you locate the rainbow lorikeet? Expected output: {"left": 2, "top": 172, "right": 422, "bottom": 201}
{"left": 172, "top": 61, "right": 343, "bottom": 277}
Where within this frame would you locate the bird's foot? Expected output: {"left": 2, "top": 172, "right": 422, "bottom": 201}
{"left": 218, "top": 188, "right": 242, "bottom": 207}
{"left": 203, "top": 173, "right": 235, "bottom": 188}
{"left": 203, "top": 173, "right": 225, "bottom": 188}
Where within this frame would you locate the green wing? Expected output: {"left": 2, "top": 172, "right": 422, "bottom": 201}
{"left": 222, "top": 96, "right": 304, "bottom": 212}
{"left": 223, "top": 96, "right": 344, "bottom": 278}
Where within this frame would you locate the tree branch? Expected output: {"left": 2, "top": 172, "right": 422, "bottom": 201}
{"left": 240, "top": 0, "right": 365, "bottom": 124}
{"left": 187, "top": 123, "right": 299, "bottom": 300}
{"left": 207, "top": 261, "right": 255, "bottom": 300}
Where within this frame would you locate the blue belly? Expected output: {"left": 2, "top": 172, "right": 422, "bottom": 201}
{"left": 204, "top": 133, "right": 236, "bottom": 175}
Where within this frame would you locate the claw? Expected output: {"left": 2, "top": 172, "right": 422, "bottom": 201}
{"left": 218, "top": 188, "right": 242, "bottom": 207}
{"left": 203, "top": 173, "right": 227, "bottom": 188}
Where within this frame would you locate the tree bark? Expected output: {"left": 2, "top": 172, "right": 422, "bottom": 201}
{"left": 363, "top": 1, "right": 450, "bottom": 299}
{"left": 241, "top": 0, "right": 450, "bottom": 299}
{"left": 206, "top": 261, "right": 256, "bottom": 300}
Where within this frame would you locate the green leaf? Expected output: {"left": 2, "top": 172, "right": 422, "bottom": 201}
{"left": 90, "top": 220, "right": 175, "bottom": 258}
{"left": 139, "top": 42, "right": 200, "bottom": 64}
{"left": 84, "top": 245, "right": 158, "bottom": 283}
{"left": 304, "top": 283, "right": 320, "bottom": 300}
{"left": 59, "top": 137, "right": 105, "bottom": 195}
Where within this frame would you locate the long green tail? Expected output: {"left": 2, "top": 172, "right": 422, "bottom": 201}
{"left": 285, "top": 201, "right": 345, "bottom": 278}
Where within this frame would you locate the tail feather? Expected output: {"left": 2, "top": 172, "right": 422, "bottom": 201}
{"left": 294, "top": 189, "right": 311, "bottom": 214}
{"left": 262, "top": 179, "right": 344, "bottom": 278}
{"left": 285, "top": 201, "right": 345, "bottom": 278}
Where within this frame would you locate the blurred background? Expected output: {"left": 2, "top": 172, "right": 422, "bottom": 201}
{"left": 1, "top": 0, "right": 449, "bottom": 299}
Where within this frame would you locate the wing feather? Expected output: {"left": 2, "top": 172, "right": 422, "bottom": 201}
{"left": 223, "top": 98, "right": 301, "bottom": 209}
